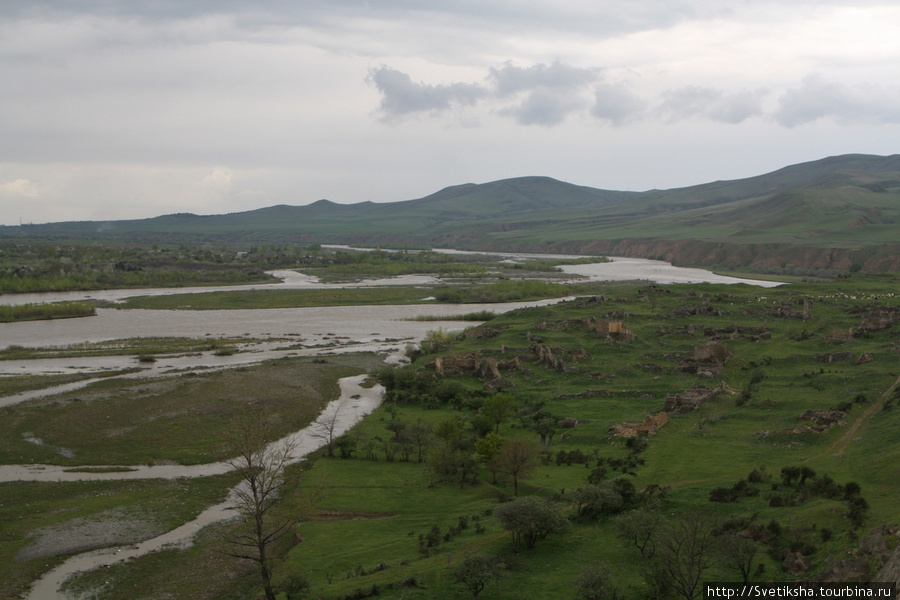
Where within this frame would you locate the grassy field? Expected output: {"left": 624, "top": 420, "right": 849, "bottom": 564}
{"left": 39, "top": 274, "right": 900, "bottom": 600}
{"left": 0, "top": 354, "right": 385, "bottom": 466}
{"left": 0, "top": 301, "right": 96, "bottom": 323}
{"left": 113, "top": 281, "right": 617, "bottom": 311}
{"left": 0, "top": 474, "right": 241, "bottom": 600}
{"left": 0, "top": 336, "right": 254, "bottom": 361}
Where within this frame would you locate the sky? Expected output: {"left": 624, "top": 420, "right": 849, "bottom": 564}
{"left": 1, "top": 1, "right": 899, "bottom": 226}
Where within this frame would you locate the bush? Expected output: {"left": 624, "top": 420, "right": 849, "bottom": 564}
{"left": 494, "top": 496, "right": 569, "bottom": 551}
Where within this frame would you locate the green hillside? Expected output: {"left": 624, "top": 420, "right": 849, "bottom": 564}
{"left": 4, "top": 154, "right": 899, "bottom": 273}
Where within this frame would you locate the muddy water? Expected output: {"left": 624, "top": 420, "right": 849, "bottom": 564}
{"left": 0, "top": 270, "right": 440, "bottom": 306}
{"left": 0, "top": 299, "right": 568, "bottom": 377}
{"left": 24, "top": 375, "right": 382, "bottom": 600}
{"left": 559, "top": 256, "right": 782, "bottom": 286}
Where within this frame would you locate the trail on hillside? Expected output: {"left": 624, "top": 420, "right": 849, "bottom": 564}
{"left": 824, "top": 371, "right": 900, "bottom": 458}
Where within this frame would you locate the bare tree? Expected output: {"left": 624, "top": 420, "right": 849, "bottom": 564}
{"left": 490, "top": 439, "right": 541, "bottom": 496}
{"left": 718, "top": 532, "right": 758, "bottom": 584}
{"left": 648, "top": 509, "right": 716, "bottom": 600}
{"left": 310, "top": 399, "right": 346, "bottom": 457}
{"left": 614, "top": 505, "right": 662, "bottom": 558}
{"left": 223, "top": 411, "right": 299, "bottom": 600}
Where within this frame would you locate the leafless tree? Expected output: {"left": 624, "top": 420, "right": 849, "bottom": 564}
{"left": 223, "top": 411, "right": 299, "bottom": 600}
{"left": 648, "top": 509, "right": 716, "bottom": 600}
{"left": 719, "top": 532, "right": 758, "bottom": 584}
{"left": 490, "top": 439, "right": 540, "bottom": 496}
{"left": 310, "top": 399, "right": 347, "bottom": 457}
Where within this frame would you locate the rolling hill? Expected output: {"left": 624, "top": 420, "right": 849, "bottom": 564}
{"left": 4, "top": 154, "right": 899, "bottom": 273}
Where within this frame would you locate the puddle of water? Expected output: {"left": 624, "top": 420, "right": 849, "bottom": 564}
{"left": 23, "top": 433, "right": 76, "bottom": 459}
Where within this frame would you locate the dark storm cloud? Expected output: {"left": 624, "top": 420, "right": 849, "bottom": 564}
{"left": 774, "top": 74, "right": 900, "bottom": 127}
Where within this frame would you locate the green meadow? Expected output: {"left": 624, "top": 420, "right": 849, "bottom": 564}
{"left": 38, "top": 274, "right": 900, "bottom": 600}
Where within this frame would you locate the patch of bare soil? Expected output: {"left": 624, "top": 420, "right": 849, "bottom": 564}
{"left": 16, "top": 507, "right": 166, "bottom": 562}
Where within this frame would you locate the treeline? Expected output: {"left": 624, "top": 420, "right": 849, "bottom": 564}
{"left": 434, "top": 280, "right": 573, "bottom": 303}
{"left": 0, "top": 301, "right": 96, "bottom": 322}
{"left": 0, "top": 242, "right": 304, "bottom": 293}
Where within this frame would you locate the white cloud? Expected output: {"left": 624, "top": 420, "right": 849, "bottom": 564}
{"left": 368, "top": 67, "right": 489, "bottom": 121}
{"left": 0, "top": 178, "right": 40, "bottom": 198}
{"left": 591, "top": 83, "right": 645, "bottom": 125}
{"left": 774, "top": 74, "right": 900, "bottom": 127}
{"left": 200, "top": 167, "right": 235, "bottom": 196}
{"left": 659, "top": 86, "right": 766, "bottom": 124}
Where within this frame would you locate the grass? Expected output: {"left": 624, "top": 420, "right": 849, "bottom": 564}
{"left": 0, "top": 473, "right": 239, "bottom": 600}
{"left": 0, "top": 336, "right": 255, "bottom": 361}
{"left": 0, "top": 371, "right": 135, "bottom": 396}
{"left": 112, "top": 281, "right": 618, "bottom": 311}
{"left": 0, "top": 301, "right": 96, "bottom": 323}
{"left": 115, "top": 286, "right": 443, "bottom": 310}
{"left": 0, "top": 354, "right": 385, "bottom": 466}
{"left": 7, "top": 274, "right": 900, "bottom": 600}
{"left": 406, "top": 310, "right": 498, "bottom": 322}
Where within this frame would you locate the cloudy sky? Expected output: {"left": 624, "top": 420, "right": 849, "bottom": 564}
{"left": 1, "top": 1, "right": 899, "bottom": 225}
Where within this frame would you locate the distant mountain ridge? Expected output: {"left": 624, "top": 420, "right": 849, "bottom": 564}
{"left": 4, "top": 153, "right": 900, "bottom": 273}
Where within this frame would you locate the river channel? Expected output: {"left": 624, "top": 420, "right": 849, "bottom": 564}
{"left": 0, "top": 252, "right": 779, "bottom": 600}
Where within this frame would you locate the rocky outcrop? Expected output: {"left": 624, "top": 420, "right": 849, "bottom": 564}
{"left": 815, "top": 558, "right": 870, "bottom": 583}
{"left": 815, "top": 525, "right": 899, "bottom": 590}
{"left": 783, "top": 551, "right": 813, "bottom": 576}
{"left": 876, "top": 546, "right": 900, "bottom": 598}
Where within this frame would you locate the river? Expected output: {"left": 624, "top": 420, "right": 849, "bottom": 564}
{"left": 0, "top": 252, "right": 780, "bottom": 599}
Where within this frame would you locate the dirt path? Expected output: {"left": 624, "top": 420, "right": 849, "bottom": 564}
{"left": 826, "top": 371, "right": 900, "bottom": 457}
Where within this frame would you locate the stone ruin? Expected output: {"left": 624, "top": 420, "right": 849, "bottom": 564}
{"left": 535, "top": 316, "right": 635, "bottom": 341}
{"left": 667, "top": 295, "right": 727, "bottom": 318}
{"left": 768, "top": 298, "right": 811, "bottom": 320}
{"left": 858, "top": 308, "right": 898, "bottom": 332}
{"left": 663, "top": 384, "right": 722, "bottom": 413}
{"left": 607, "top": 412, "right": 669, "bottom": 438}
{"left": 815, "top": 352, "right": 852, "bottom": 363}
{"left": 793, "top": 409, "right": 846, "bottom": 433}
{"left": 677, "top": 341, "right": 732, "bottom": 377}
{"left": 425, "top": 342, "right": 592, "bottom": 389}
{"left": 608, "top": 383, "right": 726, "bottom": 438}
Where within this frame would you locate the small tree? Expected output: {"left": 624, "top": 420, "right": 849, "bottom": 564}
{"left": 475, "top": 432, "right": 506, "bottom": 484}
{"left": 408, "top": 419, "right": 433, "bottom": 463}
{"left": 490, "top": 438, "right": 540, "bottom": 496}
{"left": 614, "top": 505, "right": 662, "bottom": 558}
{"left": 494, "top": 496, "right": 569, "bottom": 552}
{"left": 277, "top": 573, "right": 311, "bottom": 600}
{"left": 574, "top": 563, "right": 621, "bottom": 600}
{"left": 454, "top": 552, "right": 503, "bottom": 599}
{"left": 223, "top": 411, "right": 299, "bottom": 600}
{"left": 482, "top": 392, "right": 516, "bottom": 433}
